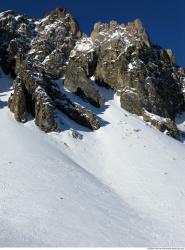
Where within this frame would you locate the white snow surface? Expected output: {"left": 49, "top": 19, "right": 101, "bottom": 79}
{"left": 0, "top": 69, "right": 185, "bottom": 247}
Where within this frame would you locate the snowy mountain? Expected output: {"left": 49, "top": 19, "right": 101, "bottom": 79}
{"left": 0, "top": 7, "right": 185, "bottom": 247}
{"left": 1, "top": 67, "right": 185, "bottom": 247}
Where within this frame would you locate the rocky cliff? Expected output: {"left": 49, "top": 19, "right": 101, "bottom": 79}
{"left": 0, "top": 8, "right": 184, "bottom": 138}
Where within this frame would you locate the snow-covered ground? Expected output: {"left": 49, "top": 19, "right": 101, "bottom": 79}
{"left": 0, "top": 69, "right": 185, "bottom": 247}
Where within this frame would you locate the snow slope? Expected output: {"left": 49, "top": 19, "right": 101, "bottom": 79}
{"left": 0, "top": 69, "right": 185, "bottom": 247}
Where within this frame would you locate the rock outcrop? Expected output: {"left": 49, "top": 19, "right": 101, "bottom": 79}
{"left": 0, "top": 8, "right": 185, "bottom": 139}
{"left": 0, "top": 8, "right": 100, "bottom": 132}
{"left": 142, "top": 109, "right": 179, "bottom": 139}
{"left": 90, "top": 20, "right": 184, "bottom": 119}
{"left": 65, "top": 19, "right": 185, "bottom": 138}
{"left": 64, "top": 37, "right": 104, "bottom": 107}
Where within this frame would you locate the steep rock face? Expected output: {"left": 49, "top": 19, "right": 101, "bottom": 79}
{"left": 9, "top": 60, "right": 58, "bottom": 132}
{"left": 178, "top": 67, "right": 185, "bottom": 99}
{"left": 27, "top": 7, "right": 82, "bottom": 78}
{"left": 0, "top": 8, "right": 185, "bottom": 138}
{"left": 0, "top": 10, "right": 35, "bottom": 76}
{"left": 65, "top": 19, "right": 185, "bottom": 137}
{"left": 8, "top": 78, "right": 27, "bottom": 122}
{"left": 64, "top": 37, "right": 104, "bottom": 107}
{"left": 90, "top": 20, "right": 184, "bottom": 119}
{"left": 91, "top": 20, "right": 151, "bottom": 89}
{"left": 0, "top": 8, "right": 100, "bottom": 132}
{"left": 34, "top": 86, "right": 57, "bottom": 132}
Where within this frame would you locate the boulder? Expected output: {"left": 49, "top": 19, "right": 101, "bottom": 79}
{"left": 142, "top": 110, "right": 179, "bottom": 139}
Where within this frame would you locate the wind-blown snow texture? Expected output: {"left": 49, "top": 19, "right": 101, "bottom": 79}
{"left": 0, "top": 69, "right": 185, "bottom": 247}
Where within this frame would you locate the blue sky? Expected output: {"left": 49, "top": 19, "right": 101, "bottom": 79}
{"left": 0, "top": 0, "right": 184, "bottom": 66}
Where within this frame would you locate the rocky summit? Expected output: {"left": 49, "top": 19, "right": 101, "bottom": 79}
{"left": 0, "top": 7, "right": 185, "bottom": 138}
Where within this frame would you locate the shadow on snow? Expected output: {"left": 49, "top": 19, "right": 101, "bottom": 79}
{"left": 55, "top": 79, "right": 114, "bottom": 132}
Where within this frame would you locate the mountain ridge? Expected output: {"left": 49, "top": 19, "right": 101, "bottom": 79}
{"left": 0, "top": 7, "right": 185, "bottom": 139}
{"left": 0, "top": 7, "right": 185, "bottom": 246}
